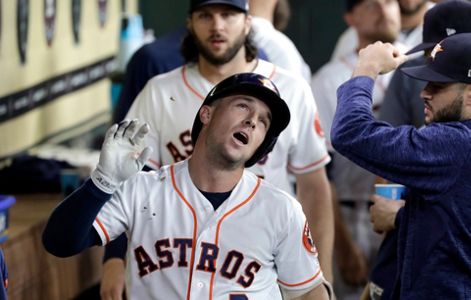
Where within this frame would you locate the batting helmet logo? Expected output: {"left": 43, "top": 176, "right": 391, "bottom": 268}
{"left": 431, "top": 43, "right": 443, "bottom": 60}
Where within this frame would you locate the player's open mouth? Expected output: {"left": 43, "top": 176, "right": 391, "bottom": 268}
{"left": 234, "top": 132, "right": 248, "bottom": 145}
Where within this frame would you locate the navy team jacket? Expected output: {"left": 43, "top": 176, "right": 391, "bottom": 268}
{"left": 331, "top": 76, "right": 471, "bottom": 299}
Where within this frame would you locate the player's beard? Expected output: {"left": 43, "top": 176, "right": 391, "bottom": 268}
{"left": 365, "top": 20, "right": 399, "bottom": 44}
{"left": 427, "top": 94, "right": 464, "bottom": 125}
{"left": 193, "top": 30, "right": 247, "bottom": 66}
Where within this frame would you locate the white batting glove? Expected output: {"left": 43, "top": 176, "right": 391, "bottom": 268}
{"left": 91, "top": 119, "right": 153, "bottom": 194}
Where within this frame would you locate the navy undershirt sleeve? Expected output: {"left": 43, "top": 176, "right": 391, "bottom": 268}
{"left": 42, "top": 179, "right": 111, "bottom": 257}
{"left": 103, "top": 233, "right": 128, "bottom": 262}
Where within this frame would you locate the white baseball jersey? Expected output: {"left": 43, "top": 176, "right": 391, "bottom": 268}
{"left": 251, "top": 17, "right": 312, "bottom": 82}
{"left": 311, "top": 50, "right": 397, "bottom": 202}
{"left": 312, "top": 51, "right": 395, "bottom": 149}
{"left": 126, "top": 59, "right": 330, "bottom": 195}
{"left": 312, "top": 50, "right": 395, "bottom": 300}
{"left": 92, "top": 160, "right": 324, "bottom": 299}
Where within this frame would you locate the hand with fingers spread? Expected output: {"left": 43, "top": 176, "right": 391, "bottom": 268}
{"left": 91, "top": 119, "right": 153, "bottom": 194}
{"left": 369, "top": 195, "right": 405, "bottom": 234}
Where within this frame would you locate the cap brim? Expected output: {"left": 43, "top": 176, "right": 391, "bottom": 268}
{"left": 190, "top": 0, "right": 247, "bottom": 12}
{"left": 401, "top": 65, "right": 457, "bottom": 83}
{"left": 405, "top": 42, "right": 436, "bottom": 55}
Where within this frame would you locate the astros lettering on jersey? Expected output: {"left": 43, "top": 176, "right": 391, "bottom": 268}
{"left": 126, "top": 59, "right": 330, "bottom": 195}
{"left": 93, "top": 161, "right": 324, "bottom": 299}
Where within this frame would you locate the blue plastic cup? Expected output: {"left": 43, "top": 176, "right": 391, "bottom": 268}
{"left": 374, "top": 183, "right": 405, "bottom": 200}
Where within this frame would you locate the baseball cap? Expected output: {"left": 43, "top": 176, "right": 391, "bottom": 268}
{"left": 189, "top": 0, "right": 249, "bottom": 13}
{"left": 401, "top": 33, "right": 471, "bottom": 84}
{"left": 191, "top": 73, "right": 291, "bottom": 167}
{"left": 407, "top": 0, "right": 471, "bottom": 55}
{"left": 345, "top": 0, "right": 364, "bottom": 11}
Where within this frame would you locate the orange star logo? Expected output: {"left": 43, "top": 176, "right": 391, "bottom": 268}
{"left": 259, "top": 78, "right": 275, "bottom": 91}
{"left": 431, "top": 43, "right": 444, "bottom": 60}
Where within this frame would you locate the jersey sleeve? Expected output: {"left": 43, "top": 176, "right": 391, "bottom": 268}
{"left": 275, "top": 199, "right": 324, "bottom": 293}
{"left": 125, "top": 79, "right": 162, "bottom": 169}
{"left": 311, "top": 66, "right": 341, "bottom": 147}
{"left": 287, "top": 79, "right": 330, "bottom": 174}
{"left": 92, "top": 178, "right": 135, "bottom": 245}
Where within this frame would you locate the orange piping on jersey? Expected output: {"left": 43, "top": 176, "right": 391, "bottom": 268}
{"left": 277, "top": 269, "right": 322, "bottom": 287}
{"left": 313, "top": 111, "right": 325, "bottom": 137}
{"left": 182, "top": 65, "right": 205, "bottom": 100}
{"left": 171, "top": 164, "right": 198, "bottom": 300}
{"left": 95, "top": 218, "right": 110, "bottom": 244}
{"left": 268, "top": 64, "right": 276, "bottom": 80}
{"left": 208, "top": 177, "right": 262, "bottom": 300}
{"left": 288, "top": 155, "right": 330, "bottom": 172}
{"left": 148, "top": 158, "right": 161, "bottom": 169}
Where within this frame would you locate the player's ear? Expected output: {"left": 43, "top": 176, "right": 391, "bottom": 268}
{"left": 344, "top": 12, "right": 354, "bottom": 27}
{"left": 463, "top": 84, "right": 471, "bottom": 110}
{"left": 244, "top": 14, "right": 252, "bottom": 36}
{"left": 199, "top": 105, "right": 213, "bottom": 125}
{"left": 186, "top": 16, "right": 193, "bottom": 31}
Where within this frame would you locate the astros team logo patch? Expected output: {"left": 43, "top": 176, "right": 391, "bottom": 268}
{"left": 303, "top": 221, "right": 318, "bottom": 255}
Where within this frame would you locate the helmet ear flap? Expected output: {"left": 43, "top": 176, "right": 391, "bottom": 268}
{"left": 244, "top": 134, "right": 278, "bottom": 167}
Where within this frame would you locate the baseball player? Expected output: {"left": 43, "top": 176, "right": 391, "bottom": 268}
{"left": 126, "top": 0, "right": 333, "bottom": 280}
{"left": 311, "top": 1, "right": 401, "bottom": 298}
{"left": 100, "top": 0, "right": 333, "bottom": 297}
{"left": 42, "top": 73, "right": 332, "bottom": 299}
{"left": 331, "top": 34, "right": 471, "bottom": 298}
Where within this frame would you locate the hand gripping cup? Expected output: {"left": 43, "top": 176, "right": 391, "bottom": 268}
{"left": 374, "top": 183, "right": 405, "bottom": 200}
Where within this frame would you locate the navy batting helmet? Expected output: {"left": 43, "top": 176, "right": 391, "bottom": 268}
{"left": 191, "top": 73, "right": 290, "bottom": 167}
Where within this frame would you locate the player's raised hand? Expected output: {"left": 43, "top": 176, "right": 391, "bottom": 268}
{"left": 91, "top": 119, "right": 153, "bottom": 194}
{"left": 353, "top": 41, "right": 408, "bottom": 79}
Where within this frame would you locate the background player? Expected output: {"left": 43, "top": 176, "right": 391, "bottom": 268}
{"left": 331, "top": 33, "right": 471, "bottom": 298}
{"left": 311, "top": 0, "right": 401, "bottom": 298}
{"left": 42, "top": 73, "right": 332, "bottom": 300}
